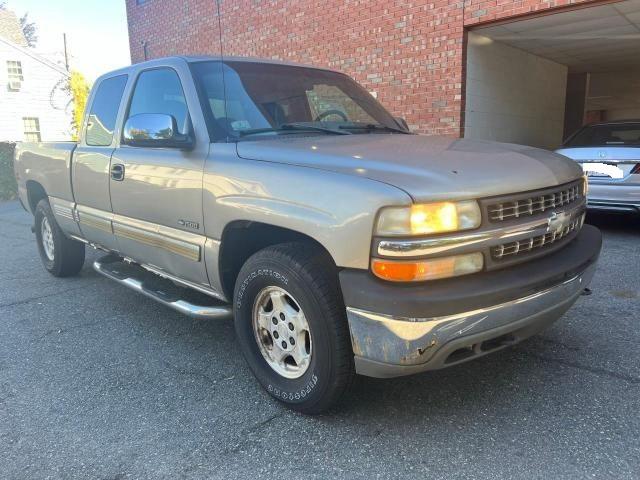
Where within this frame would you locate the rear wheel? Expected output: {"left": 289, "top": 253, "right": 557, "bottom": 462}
{"left": 34, "top": 199, "right": 85, "bottom": 277}
{"left": 233, "top": 242, "right": 353, "bottom": 414}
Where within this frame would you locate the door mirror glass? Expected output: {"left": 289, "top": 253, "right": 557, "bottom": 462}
{"left": 123, "top": 113, "right": 194, "bottom": 149}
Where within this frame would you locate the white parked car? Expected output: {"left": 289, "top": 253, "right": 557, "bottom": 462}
{"left": 556, "top": 120, "right": 640, "bottom": 214}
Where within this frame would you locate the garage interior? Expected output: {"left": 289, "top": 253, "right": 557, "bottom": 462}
{"left": 463, "top": 0, "right": 640, "bottom": 150}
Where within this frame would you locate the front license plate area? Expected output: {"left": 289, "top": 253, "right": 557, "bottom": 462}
{"left": 581, "top": 162, "right": 624, "bottom": 179}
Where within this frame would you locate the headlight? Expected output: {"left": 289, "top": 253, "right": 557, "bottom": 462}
{"left": 375, "top": 200, "right": 481, "bottom": 236}
{"left": 371, "top": 252, "right": 484, "bottom": 282}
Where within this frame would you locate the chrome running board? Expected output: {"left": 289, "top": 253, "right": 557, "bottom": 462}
{"left": 93, "top": 255, "right": 232, "bottom": 320}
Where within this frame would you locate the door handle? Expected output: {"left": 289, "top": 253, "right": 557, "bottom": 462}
{"left": 111, "top": 164, "right": 125, "bottom": 181}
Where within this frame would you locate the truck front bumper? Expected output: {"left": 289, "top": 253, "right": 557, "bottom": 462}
{"left": 340, "top": 225, "right": 602, "bottom": 378}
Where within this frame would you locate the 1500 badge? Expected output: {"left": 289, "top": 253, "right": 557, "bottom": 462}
{"left": 178, "top": 219, "right": 200, "bottom": 229}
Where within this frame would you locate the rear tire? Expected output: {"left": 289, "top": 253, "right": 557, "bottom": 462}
{"left": 34, "top": 199, "right": 85, "bottom": 277}
{"left": 233, "top": 242, "right": 353, "bottom": 414}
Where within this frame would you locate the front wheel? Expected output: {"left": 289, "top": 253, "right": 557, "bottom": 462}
{"left": 34, "top": 199, "right": 85, "bottom": 277}
{"left": 233, "top": 243, "right": 353, "bottom": 414}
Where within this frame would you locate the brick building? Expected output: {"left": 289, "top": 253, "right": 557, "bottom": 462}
{"left": 125, "top": 0, "right": 640, "bottom": 149}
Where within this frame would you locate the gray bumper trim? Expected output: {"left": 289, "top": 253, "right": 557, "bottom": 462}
{"left": 347, "top": 263, "right": 596, "bottom": 378}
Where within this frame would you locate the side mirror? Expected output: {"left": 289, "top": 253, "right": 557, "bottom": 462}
{"left": 123, "top": 113, "right": 194, "bottom": 149}
{"left": 395, "top": 117, "right": 410, "bottom": 132}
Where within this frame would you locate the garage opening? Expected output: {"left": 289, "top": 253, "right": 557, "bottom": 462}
{"left": 464, "top": 0, "right": 640, "bottom": 150}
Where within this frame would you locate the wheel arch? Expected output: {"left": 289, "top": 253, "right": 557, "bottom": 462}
{"left": 26, "top": 180, "right": 48, "bottom": 214}
{"left": 218, "top": 220, "right": 336, "bottom": 300}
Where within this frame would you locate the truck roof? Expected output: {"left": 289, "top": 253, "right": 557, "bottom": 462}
{"left": 184, "top": 55, "right": 334, "bottom": 70}
{"left": 96, "top": 55, "right": 336, "bottom": 83}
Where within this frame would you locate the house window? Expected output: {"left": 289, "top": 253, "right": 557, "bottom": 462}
{"left": 23, "top": 117, "right": 41, "bottom": 142}
{"left": 7, "top": 61, "right": 23, "bottom": 90}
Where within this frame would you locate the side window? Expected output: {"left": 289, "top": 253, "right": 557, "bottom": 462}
{"left": 127, "top": 68, "right": 189, "bottom": 135}
{"left": 86, "top": 75, "right": 128, "bottom": 146}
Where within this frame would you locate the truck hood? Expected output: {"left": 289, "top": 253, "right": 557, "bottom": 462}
{"left": 236, "top": 134, "right": 582, "bottom": 202}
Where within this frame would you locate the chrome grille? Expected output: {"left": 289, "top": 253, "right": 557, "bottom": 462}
{"left": 491, "top": 216, "right": 583, "bottom": 260}
{"left": 488, "top": 182, "right": 581, "bottom": 222}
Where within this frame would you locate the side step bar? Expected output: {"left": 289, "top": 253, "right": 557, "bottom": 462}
{"left": 93, "top": 256, "right": 233, "bottom": 320}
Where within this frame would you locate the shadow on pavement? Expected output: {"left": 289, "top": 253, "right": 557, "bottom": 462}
{"left": 585, "top": 211, "right": 640, "bottom": 235}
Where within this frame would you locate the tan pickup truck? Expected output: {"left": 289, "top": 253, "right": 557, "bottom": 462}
{"left": 14, "top": 56, "right": 602, "bottom": 413}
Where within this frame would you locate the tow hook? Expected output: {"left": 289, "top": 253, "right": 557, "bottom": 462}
{"left": 581, "top": 288, "right": 592, "bottom": 296}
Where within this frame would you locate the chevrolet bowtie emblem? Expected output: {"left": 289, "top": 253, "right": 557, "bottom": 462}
{"left": 547, "top": 211, "right": 570, "bottom": 234}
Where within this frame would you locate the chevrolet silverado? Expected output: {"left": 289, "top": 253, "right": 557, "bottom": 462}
{"left": 14, "top": 56, "right": 602, "bottom": 413}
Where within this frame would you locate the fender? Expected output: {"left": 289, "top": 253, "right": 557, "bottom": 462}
{"left": 203, "top": 144, "right": 412, "bottom": 271}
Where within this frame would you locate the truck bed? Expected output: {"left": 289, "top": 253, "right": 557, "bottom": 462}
{"left": 15, "top": 142, "right": 77, "bottom": 211}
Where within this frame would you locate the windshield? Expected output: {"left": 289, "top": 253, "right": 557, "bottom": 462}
{"left": 191, "top": 60, "right": 404, "bottom": 140}
{"left": 565, "top": 124, "right": 640, "bottom": 147}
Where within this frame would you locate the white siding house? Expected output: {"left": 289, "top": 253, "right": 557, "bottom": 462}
{"left": 0, "top": 10, "right": 72, "bottom": 142}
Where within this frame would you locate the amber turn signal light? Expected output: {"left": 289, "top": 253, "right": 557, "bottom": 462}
{"left": 371, "top": 253, "right": 484, "bottom": 282}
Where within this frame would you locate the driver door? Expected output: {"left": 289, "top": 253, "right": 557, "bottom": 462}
{"left": 109, "top": 64, "right": 210, "bottom": 287}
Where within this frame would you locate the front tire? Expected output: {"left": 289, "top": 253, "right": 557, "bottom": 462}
{"left": 233, "top": 242, "right": 353, "bottom": 414}
{"left": 34, "top": 199, "right": 85, "bottom": 277}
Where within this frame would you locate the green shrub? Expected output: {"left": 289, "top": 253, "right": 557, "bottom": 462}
{"left": 0, "top": 142, "right": 17, "bottom": 200}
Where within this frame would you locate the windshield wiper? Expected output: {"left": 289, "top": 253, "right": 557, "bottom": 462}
{"left": 238, "top": 123, "right": 350, "bottom": 137}
{"left": 338, "top": 123, "right": 411, "bottom": 134}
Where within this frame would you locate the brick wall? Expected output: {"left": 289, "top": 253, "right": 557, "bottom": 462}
{"left": 126, "top": 2, "right": 221, "bottom": 65}
{"left": 126, "top": 0, "right": 602, "bottom": 136}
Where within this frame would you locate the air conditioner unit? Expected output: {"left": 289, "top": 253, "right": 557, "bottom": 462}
{"left": 8, "top": 79, "right": 22, "bottom": 91}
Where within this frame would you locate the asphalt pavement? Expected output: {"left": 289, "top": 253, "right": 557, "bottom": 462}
{"left": 1, "top": 199, "right": 639, "bottom": 479}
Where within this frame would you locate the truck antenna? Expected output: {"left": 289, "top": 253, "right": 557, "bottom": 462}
{"left": 215, "top": 0, "right": 224, "bottom": 60}
{"left": 215, "top": 0, "right": 230, "bottom": 141}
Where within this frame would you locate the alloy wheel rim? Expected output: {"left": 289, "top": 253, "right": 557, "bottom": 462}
{"left": 41, "top": 217, "right": 55, "bottom": 261}
{"left": 252, "top": 286, "right": 312, "bottom": 379}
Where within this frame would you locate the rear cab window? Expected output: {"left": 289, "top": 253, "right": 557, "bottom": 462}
{"left": 86, "top": 75, "right": 128, "bottom": 146}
